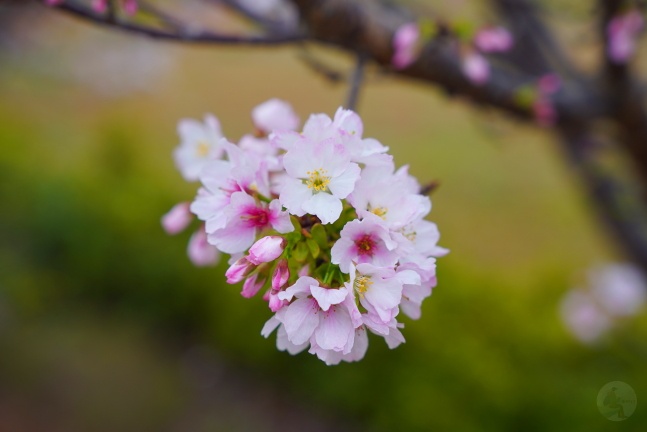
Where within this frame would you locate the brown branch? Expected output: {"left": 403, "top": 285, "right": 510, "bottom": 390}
{"left": 43, "top": 0, "right": 306, "bottom": 45}
{"left": 491, "top": 0, "right": 580, "bottom": 78}
{"left": 560, "top": 126, "right": 647, "bottom": 270}
{"left": 345, "top": 53, "right": 367, "bottom": 111}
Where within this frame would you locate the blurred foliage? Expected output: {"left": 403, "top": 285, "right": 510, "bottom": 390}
{"left": 0, "top": 4, "right": 646, "bottom": 432}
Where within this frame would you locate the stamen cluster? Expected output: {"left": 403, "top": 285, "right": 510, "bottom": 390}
{"left": 163, "top": 99, "right": 448, "bottom": 365}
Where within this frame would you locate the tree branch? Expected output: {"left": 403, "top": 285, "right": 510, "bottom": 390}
{"left": 43, "top": 0, "right": 306, "bottom": 45}
{"left": 345, "top": 53, "right": 367, "bottom": 111}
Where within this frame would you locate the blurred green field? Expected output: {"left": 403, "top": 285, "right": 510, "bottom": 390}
{"left": 0, "top": 5, "right": 646, "bottom": 432}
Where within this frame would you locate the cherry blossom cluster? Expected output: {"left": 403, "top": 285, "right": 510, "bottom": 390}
{"left": 163, "top": 99, "right": 448, "bottom": 365}
{"left": 560, "top": 263, "right": 647, "bottom": 344}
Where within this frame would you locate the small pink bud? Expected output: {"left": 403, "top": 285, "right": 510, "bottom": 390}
{"left": 161, "top": 202, "right": 192, "bottom": 235}
{"left": 607, "top": 10, "right": 644, "bottom": 63}
{"left": 241, "top": 274, "right": 265, "bottom": 298}
{"left": 187, "top": 230, "right": 220, "bottom": 267}
{"left": 474, "top": 27, "right": 513, "bottom": 53}
{"left": 225, "top": 257, "right": 254, "bottom": 284}
{"left": 272, "top": 259, "right": 290, "bottom": 290}
{"left": 533, "top": 97, "right": 557, "bottom": 127}
{"left": 92, "top": 0, "right": 108, "bottom": 13}
{"left": 247, "top": 236, "right": 286, "bottom": 265}
{"left": 122, "top": 0, "right": 138, "bottom": 16}
{"left": 462, "top": 53, "right": 490, "bottom": 85}
{"left": 537, "top": 73, "right": 561, "bottom": 95}
{"left": 298, "top": 264, "right": 310, "bottom": 277}
{"left": 392, "top": 23, "right": 420, "bottom": 69}
{"left": 252, "top": 99, "right": 299, "bottom": 133}
{"left": 45, "top": 0, "right": 64, "bottom": 6}
{"left": 268, "top": 291, "right": 288, "bottom": 312}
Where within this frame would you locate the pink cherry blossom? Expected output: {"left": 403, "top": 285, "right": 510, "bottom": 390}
{"left": 123, "top": 0, "right": 138, "bottom": 15}
{"left": 590, "top": 264, "right": 647, "bottom": 317}
{"left": 279, "top": 119, "right": 361, "bottom": 224}
{"left": 349, "top": 163, "right": 430, "bottom": 229}
{"left": 560, "top": 289, "right": 611, "bottom": 344}
{"left": 161, "top": 202, "right": 193, "bottom": 235}
{"left": 187, "top": 229, "right": 220, "bottom": 267}
{"left": 607, "top": 10, "right": 644, "bottom": 64}
{"left": 474, "top": 27, "right": 513, "bottom": 53}
{"left": 273, "top": 277, "right": 355, "bottom": 351}
{"left": 333, "top": 107, "right": 390, "bottom": 166}
{"left": 92, "top": 0, "right": 108, "bottom": 13}
{"left": 331, "top": 214, "right": 399, "bottom": 273}
{"left": 174, "top": 115, "right": 225, "bottom": 182}
{"left": 252, "top": 99, "right": 300, "bottom": 133}
{"left": 207, "top": 192, "right": 292, "bottom": 254}
{"left": 350, "top": 263, "right": 414, "bottom": 323}
{"left": 392, "top": 22, "right": 420, "bottom": 69}
{"left": 462, "top": 52, "right": 490, "bottom": 85}
{"left": 247, "top": 235, "right": 287, "bottom": 265}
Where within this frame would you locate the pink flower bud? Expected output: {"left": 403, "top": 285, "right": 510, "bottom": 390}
{"left": 462, "top": 53, "right": 490, "bottom": 85}
{"left": 241, "top": 274, "right": 265, "bottom": 298}
{"left": 123, "top": 0, "right": 138, "bottom": 15}
{"left": 533, "top": 97, "right": 556, "bottom": 127}
{"left": 92, "top": 0, "right": 108, "bottom": 13}
{"left": 252, "top": 99, "right": 299, "bottom": 133}
{"left": 537, "top": 73, "right": 561, "bottom": 95}
{"left": 272, "top": 259, "right": 290, "bottom": 290}
{"left": 268, "top": 291, "right": 288, "bottom": 312}
{"left": 474, "top": 27, "right": 513, "bottom": 53}
{"left": 161, "top": 202, "right": 192, "bottom": 235}
{"left": 187, "top": 230, "right": 220, "bottom": 267}
{"left": 392, "top": 23, "right": 420, "bottom": 70}
{"left": 247, "top": 236, "right": 286, "bottom": 265}
{"left": 608, "top": 10, "right": 644, "bottom": 64}
{"left": 225, "top": 257, "right": 254, "bottom": 284}
{"left": 45, "top": 0, "right": 63, "bottom": 6}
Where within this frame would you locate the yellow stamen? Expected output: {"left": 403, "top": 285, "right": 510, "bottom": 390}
{"left": 305, "top": 168, "right": 331, "bottom": 192}
{"left": 196, "top": 141, "right": 210, "bottom": 157}
{"left": 369, "top": 206, "right": 388, "bottom": 220}
{"left": 354, "top": 275, "right": 373, "bottom": 296}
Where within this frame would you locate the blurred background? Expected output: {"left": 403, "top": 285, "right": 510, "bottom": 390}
{"left": 1, "top": 1, "right": 646, "bottom": 431}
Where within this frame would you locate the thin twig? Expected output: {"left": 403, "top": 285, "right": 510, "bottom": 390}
{"left": 217, "top": 0, "right": 293, "bottom": 35}
{"left": 346, "top": 53, "right": 367, "bottom": 111}
{"left": 136, "top": 0, "right": 186, "bottom": 32}
{"left": 44, "top": 0, "right": 306, "bottom": 45}
{"left": 561, "top": 127, "right": 647, "bottom": 270}
{"left": 296, "top": 49, "right": 346, "bottom": 83}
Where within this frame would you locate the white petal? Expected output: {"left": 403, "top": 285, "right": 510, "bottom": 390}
{"left": 311, "top": 286, "right": 348, "bottom": 311}
{"left": 301, "top": 192, "right": 342, "bottom": 224}
{"left": 314, "top": 307, "right": 354, "bottom": 351}
{"left": 282, "top": 298, "right": 320, "bottom": 345}
{"left": 279, "top": 179, "right": 311, "bottom": 217}
{"left": 328, "top": 163, "right": 361, "bottom": 199}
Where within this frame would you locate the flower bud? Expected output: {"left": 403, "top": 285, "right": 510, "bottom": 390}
{"left": 272, "top": 259, "right": 290, "bottom": 291}
{"left": 187, "top": 229, "right": 220, "bottom": 267}
{"left": 252, "top": 99, "right": 299, "bottom": 133}
{"left": 225, "top": 257, "right": 253, "bottom": 284}
{"left": 247, "top": 236, "right": 286, "bottom": 265}
{"left": 161, "top": 202, "right": 192, "bottom": 235}
{"left": 241, "top": 274, "right": 265, "bottom": 298}
{"left": 268, "top": 291, "right": 288, "bottom": 312}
